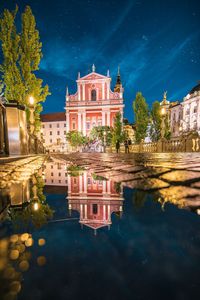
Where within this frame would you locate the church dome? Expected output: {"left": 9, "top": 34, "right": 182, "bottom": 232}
{"left": 189, "top": 82, "right": 200, "bottom": 94}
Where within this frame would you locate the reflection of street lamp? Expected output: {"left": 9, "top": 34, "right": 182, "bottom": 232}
{"left": 103, "top": 131, "right": 106, "bottom": 153}
{"left": 160, "top": 106, "right": 166, "bottom": 139}
{"left": 33, "top": 201, "right": 39, "bottom": 211}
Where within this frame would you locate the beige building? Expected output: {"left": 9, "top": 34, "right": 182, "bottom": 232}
{"left": 41, "top": 112, "right": 67, "bottom": 152}
{"left": 169, "top": 102, "right": 182, "bottom": 137}
{"left": 182, "top": 83, "right": 200, "bottom": 134}
{"left": 44, "top": 160, "right": 68, "bottom": 186}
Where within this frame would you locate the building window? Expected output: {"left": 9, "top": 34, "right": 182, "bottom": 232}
{"left": 88, "top": 178, "right": 91, "bottom": 184}
{"left": 186, "top": 109, "right": 190, "bottom": 115}
{"left": 65, "top": 180, "right": 68, "bottom": 184}
{"left": 86, "top": 123, "right": 90, "bottom": 130}
{"left": 51, "top": 179, "right": 54, "bottom": 183}
{"left": 58, "top": 172, "right": 61, "bottom": 177}
{"left": 51, "top": 165, "right": 53, "bottom": 169}
{"left": 57, "top": 131, "right": 60, "bottom": 135}
{"left": 57, "top": 138, "right": 61, "bottom": 145}
{"left": 64, "top": 123, "right": 66, "bottom": 127}
{"left": 42, "top": 124, "right": 45, "bottom": 128}
{"left": 59, "top": 180, "right": 61, "bottom": 183}
{"left": 51, "top": 172, "right": 53, "bottom": 176}
{"left": 65, "top": 173, "right": 67, "bottom": 177}
{"left": 91, "top": 89, "right": 96, "bottom": 101}
{"left": 194, "top": 106, "right": 197, "bottom": 113}
{"left": 64, "top": 131, "right": 66, "bottom": 135}
{"left": 72, "top": 123, "right": 76, "bottom": 130}
{"left": 57, "top": 123, "right": 60, "bottom": 128}
{"left": 93, "top": 204, "right": 98, "bottom": 214}
{"left": 49, "top": 124, "right": 52, "bottom": 128}
{"left": 50, "top": 139, "right": 52, "bottom": 143}
{"left": 50, "top": 131, "right": 52, "bottom": 135}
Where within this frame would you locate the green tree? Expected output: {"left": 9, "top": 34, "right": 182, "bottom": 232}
{"left": 20, "top": 6, "right": 50, "bottom": 132}
{"left": 0, "top": 6, "right": 50, "bottom": 132}
{"left": 133, "top": 92, "right": 149, "bottom": 143}
{"left": 0, "top": 6, "right": 24, "bottom": 102}
{"left": 66, "top": 131, "right": 85, "bottom": 149}
{"left": 150, "top": 101, "right": 161, "bottom": 141}
{"left": 90, "top": 125, "right": 112, "bottom": 146}
{"left": 111, "top": 112, "right": 124, "bottom": 145}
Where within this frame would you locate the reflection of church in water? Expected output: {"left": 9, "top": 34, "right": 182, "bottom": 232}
{"left": 67, "top": 172, "right": 124, "bottom": 233}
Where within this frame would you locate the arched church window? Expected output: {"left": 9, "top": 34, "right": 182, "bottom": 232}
{"left": 91, "top": 89, "right": 96, "bottom": 101}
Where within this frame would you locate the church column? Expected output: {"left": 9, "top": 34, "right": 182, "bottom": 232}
{"left": 83, "top": 111, "right": 86, "bottom": 136}
{"left": 78, "top": 84, "right": 81, "bottom": 101}
{"left": 108, "top": 204, "right": 111, "bottom": 221}
{"left": 83, "top": 172, "right": 87, "bottom": 193}
{"left": 103, "top": 205, "right": 106, "bottom": 221}
{"left": 106, "top": 82, "right": 110, "bottom": 99}
{"left": 80, "top": 204, "right": 83, "bottom": 220}
{"left": 78, "top": 111, "right": 82, "bottom": 132}
{"left": 84, "top": 204, "right": 87, "bottom": 219}
{"left": 83, "top": 83, "right": 85, "bottom": 101}
{"left": 102, "top": 82, "right": 105, "bottom": 100}
{"left": 102, "top": 111, "right": 106, "bottom": 126}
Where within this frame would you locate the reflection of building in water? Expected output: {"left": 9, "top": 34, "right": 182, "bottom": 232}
{"left": 44, "top": 161, "right": 68, "bottom": 186}
{"left": 68, "top": 172, "right": 124, "bottom": 232}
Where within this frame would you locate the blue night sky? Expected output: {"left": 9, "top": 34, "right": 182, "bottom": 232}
{"left": 0, "top": 0, "right": 200, "bottom": 122}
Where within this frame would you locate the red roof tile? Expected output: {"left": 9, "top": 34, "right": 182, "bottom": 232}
{"left": 41, "top": 112, "right": 66, "bottom": 122}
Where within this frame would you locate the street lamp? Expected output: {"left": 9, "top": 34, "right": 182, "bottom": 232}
{"left": 103, "top": 131, "right": 106, "bottom": 153}
{"left": 160, "top": 106, "right": 166, "bottom": 139}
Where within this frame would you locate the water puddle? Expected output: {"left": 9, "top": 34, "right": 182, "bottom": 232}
{"left": 0, "top": 156, "right": 200, "bottom": 300}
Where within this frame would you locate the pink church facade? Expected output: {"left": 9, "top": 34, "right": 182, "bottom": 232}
{"left": 68, "top": 171, "right": 124, "bottom": 232}
{"left": 65, "top": 65, "right": 124, "bottom": 136}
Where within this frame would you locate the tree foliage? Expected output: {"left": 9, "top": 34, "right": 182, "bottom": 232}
{"left": 66, "top": 131, "right": 85, "bottom": 148}
{"left": 133, "top": 92, "right": 149, "bottom": 143}
{"left": 90, "top": 125, "right": 112, "bottom": 146}
{"left": 111, "top": 112, "right": 124, "bottom": 145}
{"left": 0, "top": 5, "right": 50, "bottom": 132}
{"left": 150, "top": 101, "right": 161, "bottom": 141}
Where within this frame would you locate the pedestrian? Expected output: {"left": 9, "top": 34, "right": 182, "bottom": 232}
{"left": 124, "top": 140, "right": 129, "bottom": 153}
{"left": 116, "top": 140, "right": 120, "bottom": 153}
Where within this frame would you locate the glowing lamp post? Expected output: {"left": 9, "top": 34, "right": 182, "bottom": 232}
{"left": 160, "top": 106, "right": 166, "bottom": 139}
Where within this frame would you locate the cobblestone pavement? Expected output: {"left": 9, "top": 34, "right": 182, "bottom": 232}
{"left": 0, "top": 155, "right": 46, "bottom": 189}
{"left": 53, "top": 152, "right": 200, "bottom": 211}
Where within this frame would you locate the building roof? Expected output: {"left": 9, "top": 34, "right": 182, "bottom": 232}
{"left": 41, "top": 112, "right": 66, "bottom": 122}
{"left": 189, "top": 82, "right": 200, "bottom": 94}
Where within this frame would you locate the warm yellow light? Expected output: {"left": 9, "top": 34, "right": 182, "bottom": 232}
{"left": 33, "top": 202, "right": 39, "bottom": 211}
{"left": 161, "top": 107, "right": 166, "bottom": 116}
{"left": 179, "top": 126, "right": 183, "bottom": 132}
{"left": 103, "top": 131, "right": 106, "bottom": 136}
{"left": 29, "top": 96, "right": 35, "bottom": 106}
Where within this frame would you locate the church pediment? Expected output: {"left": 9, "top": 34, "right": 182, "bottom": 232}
{"left": 79, "top": 72, "right": 109, "bottom": 81}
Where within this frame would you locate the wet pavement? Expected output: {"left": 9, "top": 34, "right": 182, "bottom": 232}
{"left": 54, "top": 152, "right": 200, "bottom": 212}
{"left": 0, "top": 153, "right": 200, "bottom": 300}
